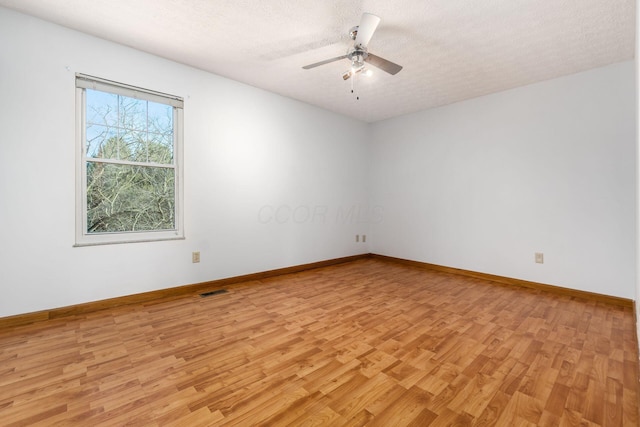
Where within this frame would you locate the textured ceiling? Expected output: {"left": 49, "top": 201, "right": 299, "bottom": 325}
{"left": 0, "top": 0, "right": 635, "bottom": 122}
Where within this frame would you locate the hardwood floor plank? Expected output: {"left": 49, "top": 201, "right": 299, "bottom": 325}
{"left": 4, "top": 403, "right": 68, "bottom": 427}
{"left": 447, "top": 372, "right": 501, "bottom": 417}
{"left": 291, "top": 406, "right": 344, "bottom": 426}
{"left": 259, "top": 390, "right": 330, "bottom": 425}
{"left": 0, "top": 258, "right": 636, "bottom": 425}
{"left": 365, "top": 385, "right": 433, "bottom": 426}
{"left": 329, "top": 372, "right": 394, "bottom": 420}
{"left": 475, "top": 390, "right": 511, "bottom": 426}
{"left": 406, "top": 407, "right": 439, "bottom": 426}
{"left": 545, "top": 382, "right": 571, "bottom": 416}
{"left": 495, "top": 391, "right": 544, "bottom": 425}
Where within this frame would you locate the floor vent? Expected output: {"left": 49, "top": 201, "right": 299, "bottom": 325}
{"left": 200, "top": 289, "right": 228, "bottom": 297}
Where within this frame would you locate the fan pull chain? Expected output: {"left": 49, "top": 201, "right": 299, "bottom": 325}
{"left": 351, "top": 71, "right": 359, "bottom": 100}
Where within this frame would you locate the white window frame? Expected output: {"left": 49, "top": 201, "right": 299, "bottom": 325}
{"left": 75, "top": 74, "right": 184, "bottom": 246}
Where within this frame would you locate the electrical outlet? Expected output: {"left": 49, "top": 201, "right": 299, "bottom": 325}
{"left": 192, "top": 251, "right": 200, "bottom": 263}
{"left": 362, "top": 235, "right": 366, "bottom": 243}
{"left": 535, "top": 252, "right": 544, "bottom": 264}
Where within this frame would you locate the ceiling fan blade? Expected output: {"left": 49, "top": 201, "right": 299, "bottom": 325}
{"left": 365, "top": 53, "right": 403, "bottom": 75}
{"left": 302, "top": 55, "right": 348, "bottom": 69}
{"left": 355, "top": 13, "right": 381, "bottom": 47}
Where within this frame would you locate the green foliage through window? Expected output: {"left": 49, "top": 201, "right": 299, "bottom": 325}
{"left": 87, "top": 162, "right": 175, "bottom": 233}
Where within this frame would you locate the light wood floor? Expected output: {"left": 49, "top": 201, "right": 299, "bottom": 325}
{"left": 0, "top": 259, "right": 638, "bottom": 426}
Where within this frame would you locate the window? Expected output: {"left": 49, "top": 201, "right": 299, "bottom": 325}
{"left": 75, "top": 74, "right": 184, "bottom": 245}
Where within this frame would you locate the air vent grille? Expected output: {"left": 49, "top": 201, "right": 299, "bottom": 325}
{"left": 200, "top": 289, "right": 228, "bottom": 297}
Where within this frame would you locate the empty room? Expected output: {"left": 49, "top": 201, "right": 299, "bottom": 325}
{"left": 0, "top": 1, "right": 638, "bottom": 426}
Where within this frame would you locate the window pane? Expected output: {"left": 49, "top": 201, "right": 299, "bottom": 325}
{"left": 86, "top": 124, "right": 117, "bottom": 158}
{"left": 148, "top": 101, "right": 173, "bottom": 132}
{"left": 85, "top": 89, "right": 174, "bottom": 164}
{"left": 120, "top": 129, "right": 146, "bottom": 162}
{"left": 148, "top": 132, "right": 174, "bottom": 164}
{"left": 119, "top": 96, "right": 147, "bottom": 131}
{"left": 86, "top": 162, "right": 175, "bottom": 233}
{"left": 86, "top": 89, "right": 118, "bottom": 127}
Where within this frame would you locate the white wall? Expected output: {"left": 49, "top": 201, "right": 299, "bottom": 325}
{"left": 0, "top": 8, "right": 370, "bottom": 318}
{"left": 370, "top": 61, "right": 636, "bottom": 299}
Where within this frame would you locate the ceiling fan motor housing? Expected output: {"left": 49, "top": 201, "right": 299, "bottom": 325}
{"left": 347, "top": 46, "right": 368, "bottom": 69}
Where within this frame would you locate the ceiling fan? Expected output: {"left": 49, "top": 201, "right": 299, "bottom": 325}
{"left": 302, "top": 13, "right": 403, "bottom": 80}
